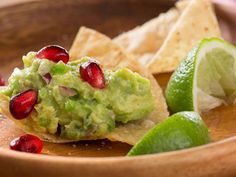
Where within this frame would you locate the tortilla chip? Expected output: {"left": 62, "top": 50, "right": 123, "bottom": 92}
{"left": 113, "top": 0, "right": 189, "bottom": 65}
{"left": 69, "top": 27, "right": 169, "bottom": 145}
{"left": 147, "top": 0, "right": 221, "bottom": 74}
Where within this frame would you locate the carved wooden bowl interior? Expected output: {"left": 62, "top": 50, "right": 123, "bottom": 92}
{"left": 0, "top": 1, "right": 235, "bottom": 177}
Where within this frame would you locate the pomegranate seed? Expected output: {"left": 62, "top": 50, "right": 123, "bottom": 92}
{"left": 36, "top": 45, "right": 69, "bottom": 64}
{"left": 10, "top": 134, "right": 43, "bottom": 153}
{"left": 80, "top": 60, "right": 106, "bottom": 89}
{"left": 10, "top": 89, "right": 38, "bottom": 119}
{"left": 0, "top": 75, "right": 5, "bottom": 86}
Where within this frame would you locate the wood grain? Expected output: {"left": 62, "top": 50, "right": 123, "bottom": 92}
{"left": 0, "top": 1, "right": 236, "bottom": 177}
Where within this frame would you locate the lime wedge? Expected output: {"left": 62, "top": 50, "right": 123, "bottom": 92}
{"left": 128, "top": 111, "right": 210, "bottom": 156}
{"left": 165, "top": 38, "right": 236, "bottom": 113}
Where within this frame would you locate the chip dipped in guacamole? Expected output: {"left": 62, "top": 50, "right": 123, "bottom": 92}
{"left": 0, "top": 27, "right": 168, "bottom": 145}
{"left": 1, "top": 50, "right": 155, "bottom": 141}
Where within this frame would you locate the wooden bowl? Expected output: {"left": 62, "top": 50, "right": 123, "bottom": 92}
{"left": 0, "top": 1, "right": 236, "bottom": 177}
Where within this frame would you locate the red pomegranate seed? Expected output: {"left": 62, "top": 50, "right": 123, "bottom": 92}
{"left": 10, "top": 89, "right": 38, "bottom": 119}
{"left": 80, "top": 60, "right": 106, "bottom": 89}
{"left": 0, "top": 75, "right": 5, "bottom": 86}
{"left": 36, "top": 45, "right": 69, "bottom": 64}
{"left": 10, "top": 134, "right": 43, "bottom": 153}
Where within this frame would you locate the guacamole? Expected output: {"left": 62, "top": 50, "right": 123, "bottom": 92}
{"left": 2, "top": 52, "right": 155, "bottom": 140}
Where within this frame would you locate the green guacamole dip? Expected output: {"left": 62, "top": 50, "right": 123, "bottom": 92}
{"left": 2, "top": 52, "right": 155, "bottom": 140}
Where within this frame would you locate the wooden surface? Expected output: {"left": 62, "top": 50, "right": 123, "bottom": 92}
{"left": 0, "top": 0, "right": 236, "bottom": 177}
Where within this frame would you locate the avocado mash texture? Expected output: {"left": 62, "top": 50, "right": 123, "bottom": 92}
{"left": 2, "top": 52, "right": 155, "bottom": 140}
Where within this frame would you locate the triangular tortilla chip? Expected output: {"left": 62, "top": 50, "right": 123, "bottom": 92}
{"left": 113, "top": 0, "right": 189, "bottom": 66}
{"left": 147, "top": 0, "right": 221, "bottom": 74}
{"left": 69, "top": 27, "right": 168, "bottom": 145}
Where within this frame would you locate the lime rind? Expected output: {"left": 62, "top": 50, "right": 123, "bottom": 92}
{"left": 127, "top": 111, "right": 210, "bottom": 156}
{"left": 165, "top": 46, "right": 197, "bottom": 113}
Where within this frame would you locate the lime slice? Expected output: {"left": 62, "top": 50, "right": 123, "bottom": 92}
{"left": 127, "top": 111, "right": 210, "bottom": 156}
{"left": 165, "top": 38, "right": 236, "bottom": 113}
